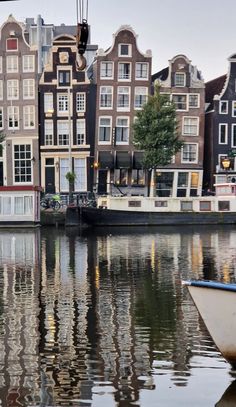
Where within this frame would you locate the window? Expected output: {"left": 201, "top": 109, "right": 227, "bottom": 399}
{"left": 118, "top": 62, "right": 131, "bottom": 80}
{"left": 172, "top": 94, "right": 187, "bottom": 110}
{"left": 181, "top": 201, "right": 193, "bottom": 211}
{"left": 58, "top": 70, "right": 71, "bottom": 87}
{"left": 181, "top": 143, "right": 198, "bottom": 163}
{"left": 117, "top": 86, "right": 130, "bottom": 110}
{"left": 23, "top": 55, "right": 34, "bottom": 72}
{"left": 134, "top": 87, "right": 148, "bottom": 109}
{"left": 218, "top": 201, "right": 230, "bottom": 211}
{"left": 232, "top": 124, "right": 236, "bottom": 147}
{"left": 8, "top": 106, "right": 19, "bottom": 129}
{"left": 0, "top": 81, "right": 3, "bottom": 100}
{"left": 200, "top": 201, "right": 211, "bottom": 211}
{"left": 44, "top": 121, "right": 53, "bottom": 145}
{"left": 114, "top": 169, "right": 128, "bottom": 185}
{"left": 0, "top": 56, "right": 2, "bottom": 74}
{"left": 44, "top": 93, "right": 53, "bottom": 113}
{"left": 74, "top": 158, "right": 86, "bottom": 191}
{"left": 135, "top": 62, "right": 148, "bottom": 79}
{"left": 100, "top": 62, "right": 113, "bottom": 79}
{"left": 14, "top": 196, "right": 33, "bottom": 215}
{"left": 156, "top": 172, "right": 174, "bottom": 197}
{"left": 7, "top": 80, "right": 19, "bottom": 100}
{"left": 0, "top": 107, "right": 3, "bottom": 129}
{"left": 128, "top": 200, "right": 141, "bottom": 207}
{"left": 155, "top": 201, "right": 168, "bottom": 208}
{"left": 116, "top": 117, "right": 129, "bottom": 143}
{"left": 23, "top": 106, "right": 35, "bottom": 128}
{"left": 119, "top": 44, "right": 131, "bottom": 57}
{"left": 76, "top": 92, "right": 86, "bottom": 112}
{"left": 57, "top": 94, "right": 68, "bottom": 114}
{"left": 58, "top": 122, "right": 69, "bottom": 145}
{"left": 219, "top": 100, "right": 228, "bottom": 114}
{"left": 189, "top": 94, "right": 199, "bottom": 108}
{"left": 6, "top": 38, "right": 18, "bottom": 51}
{"left": 23, "top": 79, "right": 35, "bottom": 99}
{"left": 100, "top": 86, "right": 113, "bottom": 109}
{"left": 174, "top": 72, "right": 185, "bottom": 87}
{"left": 60, "top": 158, "right": 69, "bottom": 191}
{"left": 232, "top": 101, "right": 236, "bottom": 117}
{"left": 6, "top": 55, "right": 18, "bottom": 72}
{"left": 14, "top": 144, "right": 32, "bottom": 183}
{"left": 177, "top": 172, "right": 188, "bottom": 197}
{"left": 183, "top": 117, "right": 199, "bottom": 136}
{"left": 190, "top": 172, "right": 199, "bottom": 196}
{"left": 99, "top": 117, "right": 112, "bottom": 143}
{"left": 131, "top": 169, "right": 145, "bottom": 185}
{"left": 219, "top": 123, "right": 228, "bottom": 144}
{"left": 76, "top": 119, "right": 86, "bottom": 145}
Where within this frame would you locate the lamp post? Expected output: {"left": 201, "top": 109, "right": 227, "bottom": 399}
{"left": 221, "top": 157, "right": 231, "bottom": 182}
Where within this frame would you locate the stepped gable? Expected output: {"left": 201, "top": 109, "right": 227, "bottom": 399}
{"left": 205, "top": 74, "right": 226, "bottom": 111}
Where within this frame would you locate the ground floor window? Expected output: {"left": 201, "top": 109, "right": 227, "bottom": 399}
{"left": 131, "top": 169, "right": 145, "bottom": 185}
{"left": 74, "top": 158, "right": 86, "bottom": 191}
{"left": 114, "top": 169, "right": 128, "bottom": 186}
{"left": 14, "top": 144, "right": 32, "bottom": 183}
{"left": 156, "top": 172, "right": 174, "bottom": 197}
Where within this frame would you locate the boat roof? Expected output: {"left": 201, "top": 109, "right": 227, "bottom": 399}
{"left": 183, "top": 280, "right": 236, "bottom": 292}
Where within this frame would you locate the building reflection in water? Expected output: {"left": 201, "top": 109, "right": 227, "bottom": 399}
{"left": 0, "top": 226, "right": 236, "bottom": 405}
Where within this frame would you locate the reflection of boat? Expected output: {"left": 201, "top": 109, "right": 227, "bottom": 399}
{"left": 184, "top": 280, "right": 236, "bottom": 367}
{"left": 215, "top": 380, "right": 236, "bottom": 406}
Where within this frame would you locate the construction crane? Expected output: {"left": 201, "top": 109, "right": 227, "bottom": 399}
{"left": 76, "top": 0, "right": 89, "bottom": 70}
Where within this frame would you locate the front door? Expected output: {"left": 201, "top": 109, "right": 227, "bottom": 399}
{"left": 45, "top": 167, "right": 55, "bottom": 194}
{"left": 97, "top": 170, "right": 108, "bottom": 195}
{"left": 0, "top": 162, "right": 3, "bottom": 186}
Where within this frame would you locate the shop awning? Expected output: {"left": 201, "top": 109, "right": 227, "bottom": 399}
{"left": 98, "top": 151, "right": 114, "bottom": 169}
{"left": 116, "top": 151, "right": 132, "bottom": 169}
{"left": 133, "top": 152, "right": 144, "bottom": 169}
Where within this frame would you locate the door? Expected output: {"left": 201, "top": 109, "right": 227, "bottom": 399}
{"left": 97, "top": 170, "right": 108, "bottom": 195}
{"left": 45, "top": 167, "right": 55, "bottom": 194}
{"left": 0, "top": 162, "right": 3, "bottom": 186}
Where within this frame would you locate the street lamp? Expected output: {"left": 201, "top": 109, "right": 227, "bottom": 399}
{"left": 222, "top": 157, "right": 231, "bottom": 182}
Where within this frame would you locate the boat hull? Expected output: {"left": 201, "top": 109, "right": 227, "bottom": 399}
{"left": 81, "top": 207, "right": 236, "bottom": 227}
{"left": 185, "top": 281, "right": 236, "bottom": 367}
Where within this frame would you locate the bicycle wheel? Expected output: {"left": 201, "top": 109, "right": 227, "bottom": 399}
{"left": 40, "top": 199, "right": 48, "bottom": 209}
{"left": 53, "top": 201, "right": 60, "bottom": 211}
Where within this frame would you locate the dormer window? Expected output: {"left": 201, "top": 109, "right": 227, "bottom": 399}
{"left": 58, "top": 70, "right": 71, "bottom": 87}
{"left": 6, "top": 38, "right": 18, "bottom": 51}
{"left": 119, "top": 44, "right": 131, "bottom": 57}
{"left": 174, "top": 72, "right": 185, "bottom": 87}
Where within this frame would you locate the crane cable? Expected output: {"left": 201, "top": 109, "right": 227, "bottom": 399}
{"left": 76, "top": 0, "right": 89, "bottom": 70}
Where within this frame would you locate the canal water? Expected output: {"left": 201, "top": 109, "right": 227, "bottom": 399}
{"left": 0, "top": 225, "right": 236, "bottom": 406}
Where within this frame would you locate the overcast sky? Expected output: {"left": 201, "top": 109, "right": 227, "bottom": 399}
{"left": 0, "top": 0, "right": 234, "bottom": 82}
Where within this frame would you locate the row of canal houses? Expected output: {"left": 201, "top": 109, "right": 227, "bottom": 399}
{"left": 0, "top": 14, "right": 235, "bottom": 208}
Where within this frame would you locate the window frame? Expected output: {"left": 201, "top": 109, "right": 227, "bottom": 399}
{"left": 23, "top": 105, "right": 35, "bottom": 129}
{"left": 100, "top": 61, "right": 114, "bottom": 79}
{"left": 172, "top": 93, "right": 188, "bottom": 111}
{"left": 182, "top": 116, "right": 199, "bottom": 136}
{"left": 181, "top": 143, "right": 198, "bottom": 164}
{"left": 174, "top": 72, "right": 186, "bottom": 87}
{"left": 44, "top": 120, "right": 53, "bottom": 146}
{"left": 118, "top": 62, "right": 131, "bottom": 81}
{"left": 117, "top": 86, "right": 130, "bottom": 111}
{"left": 99, "top": 86, "right": 113, "bottom": 109}
{"left": 219, "top": 100, "right": 228, "bottom": 114}
{"left": 23, "top": 55, "right": 35, "bottom": 72}
{"left": 98, "top": 116, "right": 112, "bottom": 144}
{"left": 118, "top": 43, "right": 132, "bottom": 57}
{"left": 134, "top": 86, "right": 148, "bottom": 109}
{"left": 23, "top": 78, "right": 35, "bottom": 99}
{"left": 135, "top": 62, "right": 149, "bottom": 80}
{"left": 115, "top": 116, "right": 129, "bottom": 145}
{"left": 189, "top": 94, "right": 200, "bottom": 109}
{"left": 219, "top": 123, "right": 228, "bottom": 144}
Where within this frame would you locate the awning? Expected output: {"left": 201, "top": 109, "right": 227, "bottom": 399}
{"left": 98, "top": 151, "right": 114, "bottom": 169}
{"left": 116, "top": 151, "right": 132, "bottom": 169}
{"left": 133, "top": 152, "right": 144, "bottom": 169}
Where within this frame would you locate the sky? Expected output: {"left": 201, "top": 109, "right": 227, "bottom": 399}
{"left": 0, "top": 0, "right": 235, "bottom": 82}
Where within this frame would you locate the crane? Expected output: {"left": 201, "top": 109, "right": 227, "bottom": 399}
{"left": 76, "top": 0, "right": 89, "bottom": 70}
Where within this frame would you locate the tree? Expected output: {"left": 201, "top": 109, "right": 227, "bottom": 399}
{"left": 0, "top": 131, "right": 5, "bottom": 155}
{"left": 66, "top": 171, "right": 76, "bottom": 205}
{"left": 133, "top": 84, "right": 182, "bottom": 169}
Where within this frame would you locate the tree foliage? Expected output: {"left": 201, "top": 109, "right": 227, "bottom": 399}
{"left": 0, "top": 131, "right": 5, "bottom": 155}
{"left": 133, "top": 84, "right": 183, "bottom": 168}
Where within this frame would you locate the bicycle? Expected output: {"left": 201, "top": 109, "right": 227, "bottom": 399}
{"left": 40, "top": 194, "right": 61, "bottom": 211}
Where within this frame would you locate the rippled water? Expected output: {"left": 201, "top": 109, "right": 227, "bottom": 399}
{"left": 0, "top": 225, "right": 236, "bottom": 406}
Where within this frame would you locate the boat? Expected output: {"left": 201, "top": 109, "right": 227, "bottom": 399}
{"left": 215, "top": 380, "right": 236, "bottom": 406}
{"left": 183, "top": 280, "right": 236, "bottom": 368}
{"left": 80, "top": 182, "right": 236, "bottom": 226}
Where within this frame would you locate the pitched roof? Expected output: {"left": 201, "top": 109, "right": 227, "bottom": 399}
{"left": 152, "top": 67, "right": 169, "bottom": 82}
{"left": 205, "top": 74, "right": 227, "bottom": 111}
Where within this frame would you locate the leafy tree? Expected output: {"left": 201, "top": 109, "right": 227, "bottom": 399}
{"left": 66, "top": 171, "right": 76, "bottom": 205}
{"left": 0, "top": 131, "right": 5, "bottom": 155}
{"left": 133, "top": 84, "right": 182, "bottom": 168}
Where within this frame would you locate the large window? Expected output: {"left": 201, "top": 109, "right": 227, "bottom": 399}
{"left": 23, "top": 55, "right": 35, "bottom": 72}
{"left": 0, "top": 81, "right": 3, "bottom": 100}
{"left": 23, "top": 79, "right": 35, "bottom": 99}
{"left": 44, "top": 120, "right": 53, "bottom": 145}
{"left": 57, "top": 94, "right": 68, "bottom": 114}
{"left": 219, "top": 123, "right": 228, "bottom": 144}
{"left": 116, "top": 117, "right": 129, "bottom": 143}
{"left": 118, "top": 63, "right": 131, "bottom": 80}
{"left": 114, "top": 169, "right": 128, "bottom": 186}
{"left": 131, "top": 169, "right": 145, "bottom": 185}
{"left": 177, "top": 172, "right": 189, "bottom": 197}
{"left": 183, "top": 117, "right": 199, "bottom": 136}
{"left": 100, "top": 62, "right": 113, "bottom": 79}
{"left": 6, "top": 55, "right": 18, "bottom": 72}
{"left": 76, "top": 92, "right": 86, "bottom": 112}
{"left": 57, "top": 122, "right": 69, "bottom": 145}
{"left": 189, "top": 94, "right": 199, "bottom": 108}
{"left": 76, "top": 119, "right": 86, "bottom": 145}
{"left": 172, "top": 94, "right": 187, "bottom": 110}
{"left": 7, "top": 80, "right": 19, "bottom": 100}
{"left": 98, "top": 117, "right": 111, "bottom": 143}
{"left": 14, "top": 144, "right": 32, "bottom": 183}
{"left": 134, "top": 87, "right": 148, "bottom": 109}
{"left": 117, "top": 86, "right": 130, "bottom": 110}
{"left": 135, "top": 62, "right": 148, "bottom": 79}
{"left": 44, "top": 93, "right": 53, "bottom": 113}
{"left": 23, "top": 106, "right": 35, "bottom": 128}
{"left": 156, "top": 172, "right": 174, "bottom": 197}
{"left": 181, "top": 143, "right": 198, "bottom": 163}
{"left": 100, "top": 86, "right": 113, "bottom": 109}
{"left": 8, "top": 106, "right": 19, "bottom": 129}
{"left": 74, "top": 158, "right": 86, "bottom": 191}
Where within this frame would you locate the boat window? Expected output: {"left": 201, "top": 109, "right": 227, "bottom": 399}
{"left": 199, "top": 201, "right": 211, "bottom": 211}
{"left": 181, "top": 201, "right": 193, "bottom": 211}
{"left": 218, "top": 201, "right": 230, "bottom": 211}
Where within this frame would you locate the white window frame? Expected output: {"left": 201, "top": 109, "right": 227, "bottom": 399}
{"left": 57, "top": 121, "right": 69, "bottom": 146}
{"left": 118, "top": 43, "right": 132, "bottom": 57}
{"left": 6, "top": 55, "right": 18, "bottom": 73}
{"left": 219, "top": 123, "right": 228, "bottom": 144}
{"left": 0, "top": 56, "right": 2, "bottom": 74}
{"left": 76, "top": 92, "right": 86, "bottom": 112}
{"left": 44, "top": 93, "right": 53, "bottom": 113}
{"left": 74, "top": 158, "right": 87, "bottom": 191}
{"left": 174, "top": 72, "right": 186, "bottom": 87}
{"left": 44, "top": 120, "right": 53, "bottom": 146}
{"left": 232, "top": 101, "right": 236, "bottom": 117}
{"left": 57, "top": 94, "right": 69, "bottom": 115}
{"left": 7, "top": 79, "right": 19, "bottom": 100}
{"left": 0, "top": 80, "right": 3, "bottom": 100}
{"left": 118, "top": 62, "right": 131, "bottom": 81}
{"left": 189, "top": 94, "right": 200, "bottom": 109}
{"left": 135, "top": 62, "right": 149, "bottom": 80}
{"left": 13, "top": 143, "right": 32, "bottom": 184}
{"left": 116, "top": 116, "right": 129, "bottom": 144}
{"left": 76, "top": 119, "right": 86, "bottom": 145}
{"left": 98, "top": 116, "right": 112, "bottom": 144}
{"left": 99, "top": 86, "right": 113, "bottom": 109}
{"left": 219, "top": 100, "right": 228, "bottom": 114}
{"left": 23, "top": 106, "right": 35, "bottom": 129}
{"left": 100, "top": 61, "right": 114, "bottom": 79}
{"left": 134, "top": 87, "right": 148, "bottom": 109}
{"left": 172, "top": 93, "right": 188, "bottom": 111}
{"left": 0, "top": 107, "right": 3, "bottom": 129}
{"left": 23, "top": 79, "right": 35, "bottom": 99}
{"left": 181, "top": 143, "right": 198, "bottom": 164}
{"left": 8, "top": 106, "right": 19, "bottom": 130}
{"left": 117, "top": 86, "right": 130, "bottom": 111}
{"left": 182, "top": 116, "right": 199, "bottom": 136}
{"left": 23, "top": 55, "right": 35, "bottom": 72}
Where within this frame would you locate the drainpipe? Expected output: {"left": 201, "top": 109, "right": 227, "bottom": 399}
{"left": 37, "top": 14, "right": 42, "bottom": 74}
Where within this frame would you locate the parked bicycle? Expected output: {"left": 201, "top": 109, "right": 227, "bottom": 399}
{"left": 40, "top": 194, "right": 61, "bottom": 211}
